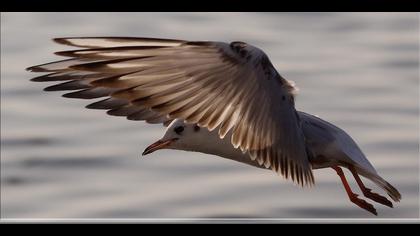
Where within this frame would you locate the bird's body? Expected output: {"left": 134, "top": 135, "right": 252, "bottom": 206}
{"left": 160, "top": 114, "right": 400, "bottom": 204}
{"left": 27, "top": 37, "right": 401, "bottom": 215}
{"left": 161, "top": 115, "right": 369, "bottom": 172}
{"left": 164, "top": 113, "right": 367, "bottom": 171}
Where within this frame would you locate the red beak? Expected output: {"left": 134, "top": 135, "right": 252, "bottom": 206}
{"left": 142, "top": 138, "right": 178, "bottom": 156}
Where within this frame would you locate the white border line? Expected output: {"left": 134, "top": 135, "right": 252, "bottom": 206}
{"left": 1, "top": 218, "right": 420, "bottom": 223}
{"left": 418, "top": 12, "right": 420, "bottom": 220}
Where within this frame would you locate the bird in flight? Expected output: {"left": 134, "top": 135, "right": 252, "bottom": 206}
{"left": 27, "top": 37, "right": 401, "bottom": 215}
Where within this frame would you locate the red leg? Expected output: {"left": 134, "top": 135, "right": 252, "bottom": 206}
{"left": 332, "top": 166, "right": 377, "bottom": 215}
{"left": 349, "top": 166, "right": 393, "bottom": 208}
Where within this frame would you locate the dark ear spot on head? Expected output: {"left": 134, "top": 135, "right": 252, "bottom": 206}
{"left": 174, "top": 126, "right": 184, "bottom": 135}
{"left": 194, "top": 124, "right": 200, "bottom": 132}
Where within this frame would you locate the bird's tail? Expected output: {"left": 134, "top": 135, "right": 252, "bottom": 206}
{"left": 359, "top": 169, "right": 402, "bottom": 202}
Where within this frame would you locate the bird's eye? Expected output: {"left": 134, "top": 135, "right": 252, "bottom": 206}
{"left": 174, "top": 126, "right": 184, "bottom": 135}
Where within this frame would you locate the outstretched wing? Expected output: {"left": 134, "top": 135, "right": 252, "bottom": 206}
{"left": 28, "top": 37, "right": 314, "bottom": 186}
{"left": 29, "top": 38, "right": 177, "bottom": 126}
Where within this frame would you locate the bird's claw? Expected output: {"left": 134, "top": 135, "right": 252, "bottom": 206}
{"left": 350, "top": 194, "right": 377, "bottom": 216}
{"left": 364, "top": 188, "right": 393, "bottom": 208}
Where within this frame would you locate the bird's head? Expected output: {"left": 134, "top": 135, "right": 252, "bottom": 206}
{"left": 142, "top": 119, "right": 204, "bottom": 156}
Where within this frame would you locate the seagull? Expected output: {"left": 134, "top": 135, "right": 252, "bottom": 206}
{"left": 27, "top": 37, "right": 401, "bottom": 215}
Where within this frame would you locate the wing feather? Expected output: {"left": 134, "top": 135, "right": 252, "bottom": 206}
{"left": 54, "top": 37, "right": 185, "bottom": 48}
{"left": 86, "top": 98, "right": 128, "bottom": 110}
{"left": 28, "top": 37, "right": 313, "bottom": 186}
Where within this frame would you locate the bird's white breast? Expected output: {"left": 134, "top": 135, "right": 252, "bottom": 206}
{"left": 184, "top": 127, "right": 267, "bottom": 170}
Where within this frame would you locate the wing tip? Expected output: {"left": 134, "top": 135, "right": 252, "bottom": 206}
{"left": 54, "top": 50, "right": 72, "bottom": 57}
{"left": 53, "top": 37, "right": 68, "bottom": 44}
{"left": 296, "top": 164, "right": 315, "bottom": 188}
{"left": 30, "top": 73, "right": 52, "bottom": 81}
{"left": 26, "top": 65, "right": 44, "bottom": 72}
{"left": 53, "top": 37, "right": 86, "bottom": 45}
{"left": 53, "top": 37, "right": 81, "bottom": 47}
{"left": 62, "top": 91, "right": 82, "bottom": 99}
{"left": 273, "top": 160, "right": 315, "bottom": 188}
{"left": 53, "top": 37, "right": 95, "bottom": 48}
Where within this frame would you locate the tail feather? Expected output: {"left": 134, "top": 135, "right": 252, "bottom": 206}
{"left": 368, "top": 174, "right": 401, "bottom": 202}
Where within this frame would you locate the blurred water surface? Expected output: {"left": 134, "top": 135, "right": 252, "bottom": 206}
{"left": 1, "top": 12, "right": 419, "bottom": 219}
